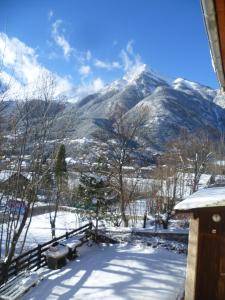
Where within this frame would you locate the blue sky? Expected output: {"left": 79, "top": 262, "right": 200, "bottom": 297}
{"left": 0, "top": 0, "right": 219, "bottom": 100}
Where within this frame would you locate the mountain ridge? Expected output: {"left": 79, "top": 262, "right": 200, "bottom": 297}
{"left": 1, "top": 64, "right": 225, "bottom": 151}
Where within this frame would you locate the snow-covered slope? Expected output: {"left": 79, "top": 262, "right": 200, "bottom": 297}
{"left": 213, "top": 90, "right": 225, "bottom": 109}
{"left": 54, "top": 64, "right": 170, "bottom": 139}
{"left": 126, "top": 84, "right": 225, "bottom": 149}
{"left": 173, "top": 78, "right": 216, "bottom": 102}
{"left": 3, "top": 63, "right": 223, "bottom": 151}
{"left": 54, "top": 64, "right": 224, "bottom": 150}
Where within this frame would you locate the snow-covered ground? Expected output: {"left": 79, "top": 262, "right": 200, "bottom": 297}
{"left": 24, "top": 243, "right": 186, "bottom": 300}
{"left": 21, "top": 211, "right": 84, "bottom": 247}
{"left": 1, "top": 211, "right": 86, "bottom": 255}
{"left": 1, "top": 209, "right": 188, "bottom": 256}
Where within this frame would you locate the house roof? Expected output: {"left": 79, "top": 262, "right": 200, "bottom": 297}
{"left": 174, "top": 186, "right": 225, "bottom": 211}
{"left": 0, "top": 170, "right": 32, "bottom": 183}
{"left": 201, "top": 0, "right": 225, "bottom": 89}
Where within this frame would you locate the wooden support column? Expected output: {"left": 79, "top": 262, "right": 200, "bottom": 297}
{"left": 185, "top": 215, "right": 199, "bottom": 300}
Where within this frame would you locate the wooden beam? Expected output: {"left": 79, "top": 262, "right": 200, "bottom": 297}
{"left": 214, "top": 0, "right": 225, "bottom": 79}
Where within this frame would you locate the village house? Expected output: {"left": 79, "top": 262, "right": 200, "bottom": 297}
{"left": 0, "top": 170, "right": 31, "bottom": 196}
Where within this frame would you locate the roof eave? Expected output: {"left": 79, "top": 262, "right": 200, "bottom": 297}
{"left": 201, "top": 0, "right": 225, "bottom": 89}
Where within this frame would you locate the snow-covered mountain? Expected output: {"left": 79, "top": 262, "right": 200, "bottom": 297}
{"left": 172, "top": 78, "right": 216, "bottom": 102}
{"left": 53, "top": 64, "right": 224, "bottom": 149}
{"left": 127, "top": 85, "right": 224, "bottom": 149}
{"left": 2, "top": 64, "right": 225, "bottom": 150}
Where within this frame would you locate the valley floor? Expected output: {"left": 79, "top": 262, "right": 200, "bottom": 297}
{"left": 24, "top": 243, "right": 186, "bottom": 300}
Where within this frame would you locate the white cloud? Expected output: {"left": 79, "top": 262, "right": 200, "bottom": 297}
{"left": 0, "top": 33, "right": 146, "bottom": 104}
{"left": 51, "top": 20, "right": 73, "bottom": 60}
{"left": 79, "top": 65, "right": 91, "bottom": 77}
{"left": 92, "top": 78, "right": 104, "bottom": 91}
{"left": 0, "top": 32, "right": 73, "bottom": 98}
{"left": 120, "top": 50, "right": 133, "bottom": 71}
{"left": 54, "top": 75, "right": 73, "bottom": 95}
{"left": 94, "top": 59, "right": 121, "bottom": 70}
{"left": 120, "top": 40, "right": 143, "bottom": 72}
{"left": 48, "top": 9, "right": 54, "bottom": 20}
{"left": 0, "top": 32, "right": 45, "bottom": 84}
{"left": 50, "top": 19, "right": 92, "bottom": 66}
{"left": 126, "top": 40, "right": 134, "bottom": 55}
{"left": 86, "top": 50, "right": 92, "bottom": 61}
{"left": 70, "top": 77, "right": 105, "bottom": 102}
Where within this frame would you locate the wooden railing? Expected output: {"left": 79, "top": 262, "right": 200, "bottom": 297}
{"left": 0, "top": 222, "right": 92, "bottom": 284}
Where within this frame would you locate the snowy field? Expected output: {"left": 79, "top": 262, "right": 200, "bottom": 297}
{"left": 1, "top": 209, "right": 188, "bottom": 256}
{"left": 24, "top": 243, "right": 186, "bottom": 300}
{"left": 1, "top": 211, "right": 86, "bottom": 255}
{"left": 20, "top": 211, "right": 86, "bottom": 249}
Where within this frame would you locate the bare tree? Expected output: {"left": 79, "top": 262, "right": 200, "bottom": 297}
{"left": 167, "top": 131, "right": 214, "bottom": 193}
{"left": 93, "top": 106, "right": 147, "bottom": 227}
{"left": 0, "top": 72, "right": 63, "bottom": 278}
{"left": 149, "top": 131, "right": 215, "bottom": 230}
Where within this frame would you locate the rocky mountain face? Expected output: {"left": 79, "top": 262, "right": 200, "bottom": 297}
{"left": 55, "top": 64, "right": 224, "bottom": 150}
{"left": 2, "top": 64, "right": 225, "bottom": 151}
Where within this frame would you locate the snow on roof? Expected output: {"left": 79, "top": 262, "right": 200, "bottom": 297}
{"left": 140, "top": 166, "right": 155, "bottom": 171}
{"left": 198, "top": 174, "right": 212, "bottom": 186}
{"left": 174, "top": 186, "right": 225, "bottom": 211}
{"left": 65, "top": 157, "right": 77, "bottom": 165}
{"left": 215, "top": 175, "right": 225, "bottom": 184}
{"left": 0, "top": 170, "right": 14, "bottom": 182}
{"left": 122, "top": 166, "right": 135, "bottom": 170}
{"left": 214, "top": 160, "right": 225, "bottom": 166}
{"left": 0, "top": 170, "right": 32, "bottom": 182}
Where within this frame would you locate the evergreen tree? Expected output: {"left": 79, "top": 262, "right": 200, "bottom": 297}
{"left": 78, "top": 172, "right": 117, "bottom": 234}
{"left": 55, "top": 144, "right": 67, "bottom": 188}
{"left": 48, "top": 144, "right": 67, "bottom": 238}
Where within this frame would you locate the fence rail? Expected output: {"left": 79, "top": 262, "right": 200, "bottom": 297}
{"left": 0, "top": 222, "right": 92, "bottom": 285}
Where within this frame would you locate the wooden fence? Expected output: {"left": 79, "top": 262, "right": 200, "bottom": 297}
{"left": 0, "top": 222, "right": 92, "bottom": 284}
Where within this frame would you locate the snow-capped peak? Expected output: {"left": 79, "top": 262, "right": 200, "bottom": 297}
{"left": 122, "top": 64, "right": 150, "bottom": 84}
{"left": 97, "top": 63, "right": 168, "bottom": 98}
{"left": 173, "top": 78, "right": 202, "bottom": 90}
{"left": 173, "top": 77, "right": 216, "bottom": 101}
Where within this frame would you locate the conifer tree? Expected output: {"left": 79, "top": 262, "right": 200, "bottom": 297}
{"left": 49, "top": 144, "right": 67, "bottom": 238}
{"left": 55, "top": 144, "right": 67, "bottom": 182}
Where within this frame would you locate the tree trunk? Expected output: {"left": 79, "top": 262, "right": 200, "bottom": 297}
{"left": 95, "top": 201, "right": 99, "bottom": 240}
{"left": 143, "top": 211, "right": 147, "bottom": 228}
{"left": 4, "top": 206, "right": 30, "bottom": 278}
{"left": 50, "top": 219, "right": 56, "bottom": 238}
{"left": 119, "top": 168, "right": 129, "bottom": 227}
{"left": 121, "top": 206, "right": 129, "bottom": 227}
{"left": 161, "top": 219, "right": 169, "bottom": 229}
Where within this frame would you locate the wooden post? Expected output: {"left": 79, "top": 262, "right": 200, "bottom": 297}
{"left": 38, "top": 244, "right": 42, "bottom": 269}
{"left": 0, "top": 261, "right": 8, "bottom": 283}
{"left": 143, "top": 210, "right": 147, "bottom": 228}
{"left": 15, "top": 259, "right": 19, "bottom": 275}
{"left": 185, "top": 216, "right": 199, "bottom": 300}
{"left": 95, "top": 200, "right": 99, "bottom": 241}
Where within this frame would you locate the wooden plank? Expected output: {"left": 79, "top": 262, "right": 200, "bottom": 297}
{"left": 214, "top": 0, "right": 225, "bottom": 76}
{"left": 195, "top": 210, "right": 225, "bottom": 300}
{"left": 195, "top": 233, "right": 220, "bottom": 299}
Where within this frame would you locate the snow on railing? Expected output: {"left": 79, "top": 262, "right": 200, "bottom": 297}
{"left": 0, "top": 222, "right": 92, "bottom": 285}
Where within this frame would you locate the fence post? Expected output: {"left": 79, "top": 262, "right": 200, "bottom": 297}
{"left": 38, "top": 244, "right": 42, "bottom": 269}
{"left": 15, "top": 259, "right": 19, "bottom": 275}
{"left": 0, "top": 261, "right": 8, "bottom": 283}
{"left": 66, "top": 232, "right": 69, "bottom": 239}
